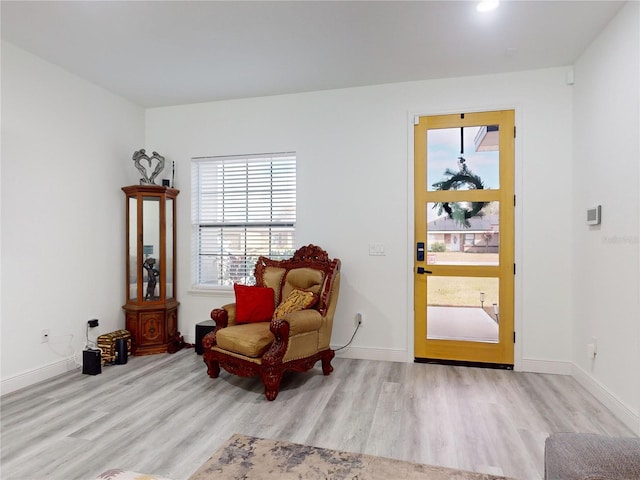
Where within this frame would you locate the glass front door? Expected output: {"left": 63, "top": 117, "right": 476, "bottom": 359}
{"left": 414, "top": 110, "right": 515, "bottom": 366}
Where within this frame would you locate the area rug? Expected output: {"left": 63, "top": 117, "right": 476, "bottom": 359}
{"left": 187, "top": 433, "right": 512, "bottom": 480}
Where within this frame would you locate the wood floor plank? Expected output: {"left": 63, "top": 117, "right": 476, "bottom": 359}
{"left": 0, "top": 350, "right": 635, "bottom": 480}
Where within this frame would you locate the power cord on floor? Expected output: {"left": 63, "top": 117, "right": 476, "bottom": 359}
{"left": 334, "top": 321, "right": 361, "bottom": 351}
{"left": 45, "top": 333, "right": 82, "bottom": 369}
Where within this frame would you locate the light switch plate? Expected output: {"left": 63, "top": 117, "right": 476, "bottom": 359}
{"left": 369, "top": 243, "right": 385, "bottom": 256}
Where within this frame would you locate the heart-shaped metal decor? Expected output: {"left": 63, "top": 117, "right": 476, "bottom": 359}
{"left": 132, "top": 149, "right": 165, "bottom": 185}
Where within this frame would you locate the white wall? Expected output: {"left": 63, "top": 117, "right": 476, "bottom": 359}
{"left": 146, "top": 67, "right": 575, "bottom": 369}
{"left": 571, "top": 1, "right": 640, "bottom": 434}
{"left": 1, "top": 42, "right": 145, "bottom": 392}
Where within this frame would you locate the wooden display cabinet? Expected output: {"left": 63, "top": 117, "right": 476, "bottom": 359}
{"left": 122, "top": 185, "right": 179, "bottom": 355}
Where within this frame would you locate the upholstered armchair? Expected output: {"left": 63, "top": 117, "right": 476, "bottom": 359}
{"left": 202, "top": 245, "right": 341, "bottom": 400}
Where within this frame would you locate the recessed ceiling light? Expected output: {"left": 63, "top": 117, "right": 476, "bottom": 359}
{"left": 477, "top": 1, "right": 499, "bottom": 12}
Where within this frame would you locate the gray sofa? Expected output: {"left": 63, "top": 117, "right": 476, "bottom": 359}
{"left": 545, "top": 432, "right": 640, "bottom": 480}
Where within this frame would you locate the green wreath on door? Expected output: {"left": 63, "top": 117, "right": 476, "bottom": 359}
{"left": 432, "top": 165, "right": 486, "bottom": 228}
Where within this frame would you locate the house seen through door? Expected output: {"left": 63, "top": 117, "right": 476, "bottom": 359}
{"left": 414, "top": 110, "right": 515, "bottom": 367}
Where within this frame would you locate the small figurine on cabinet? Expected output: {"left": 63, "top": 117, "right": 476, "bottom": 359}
{"left": 143, "top": 257, "right": 160, "bottom": 300}
{"left": 132, "top": 149, "right": 165, "bottom": 185}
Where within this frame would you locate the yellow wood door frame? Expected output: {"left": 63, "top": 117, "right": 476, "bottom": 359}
{"left": 414, "top": 110, "right": 515, "bottom": 365}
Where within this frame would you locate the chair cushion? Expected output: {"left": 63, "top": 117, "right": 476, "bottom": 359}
{"left": 234, "top": 284, "right": 275, "bottom": 323}
{"left": 273, "top": 289, "right": 318, "bottom": 320}
{"left": 260, "top": 266, "right": 287, "bottom": 305}
{"left": 216, "top": 322, "right": 274, "bottom": 358}
{"left": 281, "top": 268, "right": 325, "bottom": 302}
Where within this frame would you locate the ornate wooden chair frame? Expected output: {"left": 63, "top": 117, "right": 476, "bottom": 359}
{"left": 202, "top": 245, "right": 341, "bottom": 400}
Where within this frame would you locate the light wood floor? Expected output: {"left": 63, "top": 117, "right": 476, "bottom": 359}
{"left": 1, "top": 350, "right": 635, "bottom": 480}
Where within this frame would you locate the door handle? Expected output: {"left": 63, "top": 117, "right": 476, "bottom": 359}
{"left": 416, "top": 267, "right": 432, "bottom": 275}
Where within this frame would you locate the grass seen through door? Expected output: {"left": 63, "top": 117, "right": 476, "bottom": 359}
{"left": 427, "top": 252, "right": 499, "bottom": 309}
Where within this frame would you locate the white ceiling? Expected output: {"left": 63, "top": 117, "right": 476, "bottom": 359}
{"left": 1, "top": 1, "right": 625, "bottom": 108}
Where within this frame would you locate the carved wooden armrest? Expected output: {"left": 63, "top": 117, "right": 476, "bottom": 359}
{"left": 204, "top": 304, "right": 237, "bottom": 350}
{"left": 211, "top": 302, "right": 237, "bottom": 329}
{"left": 262, "top": 319, "right": 290, "bottom": 366}
{"left": 211, "top": 308, "right": 229, "bottom": 328}
{"left": 202, "top": 331, "right": 216, "bottom": 350}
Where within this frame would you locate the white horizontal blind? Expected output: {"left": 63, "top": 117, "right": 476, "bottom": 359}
{"left": 192, "top": 152, "right": 296, "bottom": 287}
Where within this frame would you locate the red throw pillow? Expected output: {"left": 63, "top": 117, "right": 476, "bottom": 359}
{"left": 234, "top": 284, "right": 275, "bottom": 323}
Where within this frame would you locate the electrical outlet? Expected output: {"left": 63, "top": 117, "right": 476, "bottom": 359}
{"left": 355, "top": 312, "right": 363, "bottom": 327}
{"left": 41, "top": 329, "right": 50, "bottom": 343}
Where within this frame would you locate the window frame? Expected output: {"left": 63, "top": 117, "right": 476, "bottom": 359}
{"left": 191, "top": 152, "right": 297, "bottom": 290}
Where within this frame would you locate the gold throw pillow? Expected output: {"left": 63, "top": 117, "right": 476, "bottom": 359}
{"left": 272, "top": 289, "right": 318, "bottom": 320}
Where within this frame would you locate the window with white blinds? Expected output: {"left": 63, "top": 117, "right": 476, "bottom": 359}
{"left": 191, "top": 152, "right": 296, "bottom": 287}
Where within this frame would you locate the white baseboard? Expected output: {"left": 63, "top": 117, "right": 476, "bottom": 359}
{"left": 1, "top": 358, "right": 75, "bottom": 396}
{"left": 571, "top": 363, "right": 640, "bottom": 435}
{"left": 333, "top": 345, "right": 406, "bottom": 363}
{"left": 518, "top": 357, "right": 573, "bottom": 375}
{"left": 514, "top": 358, "right": 639, "bottom": 434}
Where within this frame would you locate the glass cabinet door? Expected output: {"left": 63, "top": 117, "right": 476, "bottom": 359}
{"left": 142, "top": 196, "right": 161, "bottom": 302}
{"left": 128, "top": 196, "right": 138, "bottom": 302}
{"left": 125, "top": 187, "right": 178, "bottom": 306}
{"left": 166, "top": 197, "right": 174, "bottom": 299}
